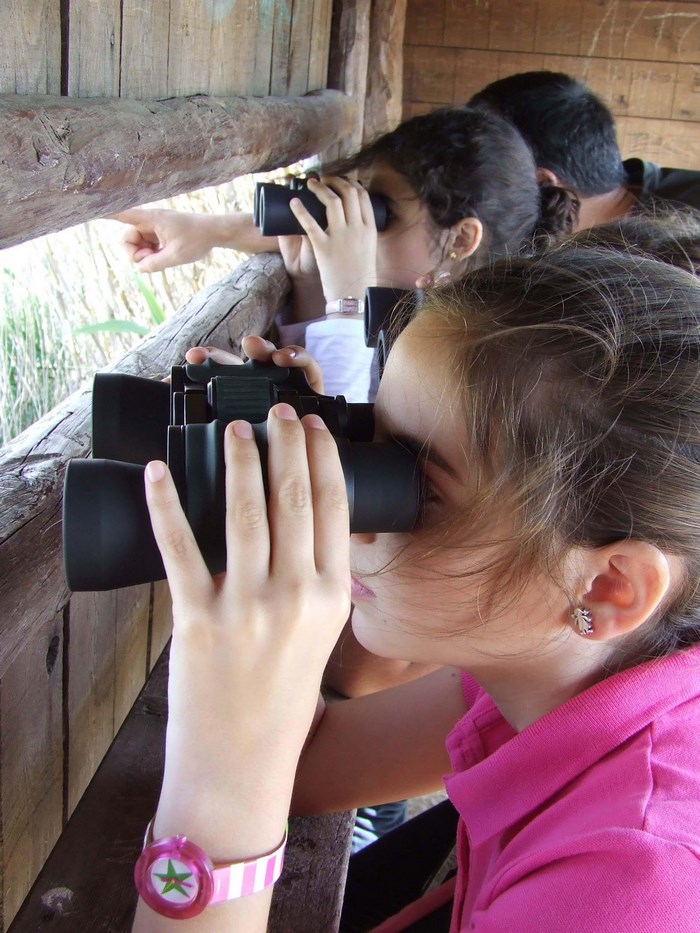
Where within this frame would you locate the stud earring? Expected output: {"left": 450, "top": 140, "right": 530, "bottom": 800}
{"left": 449, "top": 250, "right": 458, "bottom": 262}
{"left": 570, "top": 607, "right": 594, "bottom": 636}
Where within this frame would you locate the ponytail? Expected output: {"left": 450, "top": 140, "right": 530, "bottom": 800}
{"left": 532, "top": 184, "right": 580, "bottom": 245}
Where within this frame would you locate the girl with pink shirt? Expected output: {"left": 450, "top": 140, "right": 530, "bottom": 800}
{"left": 131, "top": 221, "right": 700, "bottom": 932}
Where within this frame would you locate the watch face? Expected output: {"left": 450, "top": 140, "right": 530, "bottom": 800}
{"left": 135, "top": 835, "right": 214, "bottom": 919}
{"left": 340, "top": 298, "right": 362, "bottom": 315}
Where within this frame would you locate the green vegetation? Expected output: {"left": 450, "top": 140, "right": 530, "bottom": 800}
{"left": 0, "top": 176, "right": 259, "bottom": 446}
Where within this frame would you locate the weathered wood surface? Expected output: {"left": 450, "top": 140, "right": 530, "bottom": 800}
{"left": 1, "top": 613, "right": 64, "bottom": 927}
{"left": 0, "top": 0, "right": 334, "bottom": 100}
{"left": 8, "top": 646, "right": 355, "bottom": 933}
{"left": 0, "top": 89, "right": 355, "bottom": 248}
{"left": 325, "top": 0, "right": 372, "bottom": 159}
{"left": 0, "top": 253, "right": 289, "bottom": 683}
{"left": 270, "top": 811, "right": 355, "bottom": 932}
{"left": 363, "top": 0, "right": 408, "bottom": 142}
{"left": 403, "top": 0, "right": 700, "bottom": 170}
{"left": 0, "top": 1, "right": 61, "bottom": 95}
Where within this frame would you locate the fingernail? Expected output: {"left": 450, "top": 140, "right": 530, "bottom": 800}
{"left": 283, "top": 347, "right": 298, "bottom": 359}
{"left": 305, "top": 414, "right": 327, "bottom": 430}
{"left": 274, "top": 403, "right": 298, "bottom": 420}
{"left": 232, "top": 420, "right": 253, "bottom": 439}
{"left": 146, "top": 461, "right": 166, "bottom": 482}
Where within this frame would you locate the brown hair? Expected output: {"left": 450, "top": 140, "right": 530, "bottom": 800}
{"left": 414, "top": 241, "right": 700, "bottom": 667}
{"left": 566, "top": 209, "right": 700, "bottom": 277}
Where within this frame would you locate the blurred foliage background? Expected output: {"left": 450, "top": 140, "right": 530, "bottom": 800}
{"left": 0, "top": 166, "right": 300, "bottom": 447}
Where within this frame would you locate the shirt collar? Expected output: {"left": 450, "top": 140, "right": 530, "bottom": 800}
{"left": 444, "top": 645, "right": 700, "bottom": 844}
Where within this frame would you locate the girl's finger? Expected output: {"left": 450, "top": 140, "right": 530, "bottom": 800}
{"left": 355, "top": 182, "right": 377, "bottom": 229}
{"left": 289, "top": 197, "right": 327, "bottom": 248}
{"left": 271, "top": 345, "right": 325, "bottom": 394}
{"left": 302, "top": 416, "right": 351, "bottom": 580}
{"left": 185, "top": 346, "right": 244, "bottom": 366}
{"left": 241, "top": 335, "right": 278, "bottom": 362}
{"left": 144, "top": 461, "right": 212, "bottom": 606}
{"left": 304, "top": 178, "right": 346, "bottom": 227}
{"left": 266, "top": 404, "right": 316, "bottom": 581}
{"left": 223, "top": 421, "right": 270, "bottom": 585}
{"left": 321, "top": 175, "right": 363, "bottom": 228}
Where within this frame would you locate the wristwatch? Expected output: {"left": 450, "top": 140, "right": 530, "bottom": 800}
{"left": 134, "top": 820, "right": 287, "bottom": 919}
{"left": 325, "top": 296, "right": 365, "bottom": 316}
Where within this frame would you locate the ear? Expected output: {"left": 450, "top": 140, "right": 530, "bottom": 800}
{"left": 449, "top": 217, "right": 483, "bottom": 261}
{"left": 536, "top": 167, "right": 561, "bottom": 186}
{"left": 574, "top": 541, "right": 672, "bottom": 642}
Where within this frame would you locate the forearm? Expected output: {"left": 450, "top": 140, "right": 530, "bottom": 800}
{"left": 284, "top": 274, "right": 326, "bottom": 324}
{"left": 207, "top": 213, "right": 280, "bottom": 255}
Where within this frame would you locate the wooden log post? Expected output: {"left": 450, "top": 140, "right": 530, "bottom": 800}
{"left": 325, "top": 0, "right": 372, "bottom": 160}
{"left": 0, "top": 254, "right": 289, "bottom": 929}
{"left": 0, "top": 89, "right": 355, "bottom": 248}
{"left": 363, "top": 0, "right": 408, "bottom": 142}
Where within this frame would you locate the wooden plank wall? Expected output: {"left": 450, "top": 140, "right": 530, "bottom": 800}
{"left": 403, "top": 0, "right": 700, "bottom": 170}
{"left": 1, "top": 582, "right": 173, "bottom": 928}
{"left": 0, "top": 0, "right": 332, "bottom": 99}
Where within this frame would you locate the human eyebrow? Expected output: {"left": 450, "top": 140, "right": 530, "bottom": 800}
{"left": 391, "top": 433, "right": 460, "bottom": 483}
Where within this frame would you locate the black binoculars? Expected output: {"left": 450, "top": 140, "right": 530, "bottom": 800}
{"left": 253, "top": 178, "right": 388, "bottom": 237}
{"left": 63, "top": 356, "right": 422, "bottom": 592}
{"left": 364, "top": 286, "right": 423, "bottom": 377}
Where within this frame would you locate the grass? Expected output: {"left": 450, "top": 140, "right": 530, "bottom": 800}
{"left": 0, "top": 167, "right": 301, "bottom": 446}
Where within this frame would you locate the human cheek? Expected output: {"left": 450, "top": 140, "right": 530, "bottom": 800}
{"left": 376, "top": 231, "right": 429, "bottom": 289}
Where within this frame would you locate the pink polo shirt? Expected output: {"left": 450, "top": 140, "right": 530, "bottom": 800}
{"left": 444, "top": 645, "right": 700, "bottom": 932}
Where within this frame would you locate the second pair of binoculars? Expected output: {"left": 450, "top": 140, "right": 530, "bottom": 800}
{"left": 253, "top": 176, "right": 388, "bottom": 237}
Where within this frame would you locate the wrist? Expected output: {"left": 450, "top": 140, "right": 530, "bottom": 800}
{"left": 155, "top": 784, "right": 293, "bottom": 864}
{"left": 135, "top": 817, "right": 287, "bottom": 918}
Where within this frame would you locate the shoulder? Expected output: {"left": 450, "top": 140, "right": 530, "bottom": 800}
{"left": 475, "top": 829, "right": 700, "bottom": 932}
{"left": 624, "top": 156, "right": 700, "bottom": 211}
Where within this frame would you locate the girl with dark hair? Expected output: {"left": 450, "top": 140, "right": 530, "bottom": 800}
{"left": 114, "top": 108, "right": 578, "bottom": 399}
{"left": 133, "top": 234, "right": 700, "bottom": 932}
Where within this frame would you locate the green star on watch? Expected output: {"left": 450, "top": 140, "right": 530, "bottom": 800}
{"left": 155, "top": 859, "right": 195, "bottom": 897}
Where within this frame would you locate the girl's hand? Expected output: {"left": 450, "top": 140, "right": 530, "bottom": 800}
{"left": 290, "top": 176, "right": 378, "bottom": 303}
{"left": 144, "top": 406, "right": 351, "bottom": 853}
{"left": 111, "top": 208, "right": 220, "bottom": 272}
{"left": 185, "top": 335, "right": 325, "bottom": 394}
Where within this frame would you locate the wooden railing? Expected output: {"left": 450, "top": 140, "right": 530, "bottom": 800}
{"left": 0, "top": 253, "right": 339, "bottom": 930}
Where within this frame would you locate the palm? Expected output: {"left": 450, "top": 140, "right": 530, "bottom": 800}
{"left": 279, "top": 235, "right": 319, "bottom": 280}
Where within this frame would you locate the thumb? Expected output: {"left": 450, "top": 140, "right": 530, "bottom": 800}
{"left": 136, "top": 253, "right": 170, "bottom": 274}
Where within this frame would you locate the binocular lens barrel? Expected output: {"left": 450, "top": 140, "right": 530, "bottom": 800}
{"left": 257, "top": 183, "right": 387, "bottom": 237}
{"left": 92, "top": 373, "right": 171, "bottom": 463}
{"left": 63, "top": 424, "right": 421, "bottom": 592}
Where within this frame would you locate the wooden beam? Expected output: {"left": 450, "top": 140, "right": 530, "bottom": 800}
{"left": 0, "top": 253, "right": 290, "bottom": 683}
{"left": 363, "top": 0, "right": 407, "bottom": 142}
{"left": 0, "top": 89, "right": 355, "bottom": 248}
{"left": 325, "top": 0, "right": 371, "bottom": 159}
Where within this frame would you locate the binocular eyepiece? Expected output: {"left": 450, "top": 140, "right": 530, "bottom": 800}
{"left": 63, "top": 354, "right": 422, "bottom": 592}
{"left": 253, "top": 178, "right": 388, "bottom": 237}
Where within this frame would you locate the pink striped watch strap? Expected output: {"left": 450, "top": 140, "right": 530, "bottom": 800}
{"left": 210, "top": 828, "right": 287, "bottom": 902}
